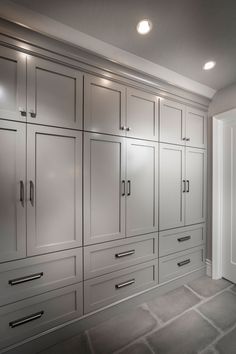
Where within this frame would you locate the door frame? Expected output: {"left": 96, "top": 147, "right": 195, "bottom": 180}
{"left": 212, "top": 108, "right": 236, "bottom": 279}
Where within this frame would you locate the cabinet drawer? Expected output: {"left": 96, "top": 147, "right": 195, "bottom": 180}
{"left": 84, "top": 234, "right": 158, "bottom": 279}
{"left": 0, "top": 249, "right": 82, "bottom": 306}
{"left": 159, "top": 246, "right": 205, "bottom": 284}
{"left": 159, "top": 224, "right": 206, "bottom": 257}
{"left": 84, "top": 260, "right": 158, "bottom": 314}
{"left": 0, "top": 284, "right": 83, "bottom": 350}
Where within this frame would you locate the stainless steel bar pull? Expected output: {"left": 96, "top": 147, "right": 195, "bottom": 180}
{"left": 19, "top": 108, "right": 26, "bottom": 117}
{"left": 127, "top": 180, "right": 131, "bottom": 196}
{"left": 177, "top": 236, "right": 191, "bottom": 242}
{"left": 182, "top": 180, "right": 186, "bottom": 193}
{"left": 186, "top": 180, "right": 190, "bottom": 193}
{"left": 9, "top": 272, "right": 44, "bottom": 286}
{"left": 115, "top": 279, "right": 135, "bottom": 289}
{"left": 30, "top": 180, "right": 34, "bottom": 206}
{"left": 121, "top": 180, "right": 126, "bottom": 196}
{"left": 20, "top": 181, "right": 24, "bottom": 207}
{"left": 115, "top": 250, "right": 135, "bottom": 258}
{"left": 9, "top": 311, "right": 44, "bottom": 328}
{"left": 177, "top": 259, "right": 191, "bottom": 267}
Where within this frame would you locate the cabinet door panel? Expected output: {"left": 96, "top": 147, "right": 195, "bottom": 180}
{"left": 185, "top": 148, "right": 206, "bottom": 225}
{"left": 0, "top": 120, "right": 26, "bottom": 262}
{"left": 160, "top": 99, "right": 185, "bottom": 145}
{"left": 27, "top": 125, "right": 82, "bottom": 255}
{"left": 126, "top": 139, "right": 158, "bottom": 236}
{"left": 0, "top": 46, "right": 26, "bottom": 121}
{"left": 126, "top": 88, "right": 159, "bottom": 140}
{"left": 84, "top": 75, "right": 126, "bottom": 135}
{"left": 159, "top": 144, "right": 185, "bottom": 230}
{"left": 84, "top": 133, "right": 126, "bottom": 244}
{"left": 186, "top": 107, "right": 207, "bottom": 148}
{"left": 27, "top": 57, "right": 82, "bottom": 129}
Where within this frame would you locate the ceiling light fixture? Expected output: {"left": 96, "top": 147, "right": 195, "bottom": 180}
{"left": 203, "top": 61, "right": 216, "bottom": 70}
{"left": 137, "top": 19, "right": 152, "bottom": 35}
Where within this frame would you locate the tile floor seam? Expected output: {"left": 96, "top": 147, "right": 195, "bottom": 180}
{"left": 203, "top": 317, "right": 236, "bottom": 350}
{"left": 198, "top": 344, "right": 219, "bottom": 354}
{"left": 143, "top": 338, "right": 156, "bottom": 354}
{"left": 85, "top": 329, "right": 96, "bottom": 354}
{"left": 184, "top": 284, "right": 205, "bottom": 300}
{"left": 194, "top": 308, "right": 223, "bottom": 335}
{"left": 185, "top": 282, "right": 234, "bottom": 302}
{"left": 142, "top": 302, "right": 165, "bottom": 327}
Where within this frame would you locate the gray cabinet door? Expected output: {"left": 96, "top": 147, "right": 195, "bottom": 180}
{"left": 0, "top": 120, "right": 26, "bottom": 262}
{"left": 84, "top": 74, "right": 126, "bottom": 136}
{"left": 27, "top": 57, "right": 83, "bottom": 129}
{"left": 160, "top": 99, "right": 186, "bottom": 145}
{"left": 84, "top": 133, "right": 126, "bottom": 245}
{"left": 186, "top": 107, "right": 207, "bottom": 149}
{"left": 27, "top": 125, "right": 82, "bottom": 255}
{"left": 126, "top": 139, "right": 158, "bottom": 236}
{"left": 159, "top": 143, "right": 185, "bottom": 230}
{"left": 126, "top": 88, "right": 159, "bottom": 140}
{"left": 185, "top": 148, "right": 206, "bottom": 225}
{"left": 0, "top": 46, "right": 26, "bottom": 122}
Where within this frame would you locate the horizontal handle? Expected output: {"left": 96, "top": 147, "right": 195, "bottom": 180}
{"left": 177, "top": 259, "right": 191, "bottom": 267}
{"left": 9, "top": 311, "right": 44, "bottom": 328}
{"left": 115, "top": 250, "right": 135, "bottom": 258}
{"left": 9, "top": 272, "right": 44, "bottom": 286}
{"left": 177, "top": 236, "right": 191, "bottom": 242}
{"left": 115, "top": 279, "right": 135, "bottom": 289}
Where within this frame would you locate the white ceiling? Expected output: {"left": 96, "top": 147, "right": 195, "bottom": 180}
{"left": 4, "top": 0, "right": 236, "bottom": 93}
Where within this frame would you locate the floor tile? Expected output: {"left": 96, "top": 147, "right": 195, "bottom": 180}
{"left": 118, "top": 341, "right": 153, "bottom": 354}
{"left": 39, "top": 333, "right": 91, "bottom": 354}
{"left": 147, "top": 310, "right": 218, "bottom": 354}
{"left": 88, "top": 306, "right": 157, "bottom": 354}
{"left": 198, "top": 291, "right": 236, "bottom": 330}
{"left": 200, "top": 348, "right": 216, "bottom": 354}
{"left": 147, "top": 286, "right": 200, "bottom": 322}
{"left": 187, "top": 276, "right": 231, "bottom": 297}
{"left": 215, "top": 326, "right": 236, "bottom": 354}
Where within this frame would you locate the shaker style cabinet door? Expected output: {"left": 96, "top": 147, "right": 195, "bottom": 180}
{"left": 160, "top": 99, "right": 186, "bottom": 145}
{"left": 186, "top": 107, "right": 207, "bottom": 149}
{"left": 126, "top": 88, "right": 159, "bottom": 141}
{"left": 185, "top": 148, "right": 206, "bottom": 225}
{"left": 84, "top": 133, "right": 126, "bottom": 245}
{"left": 27, "top": 125, "right": 82, "bottom": 255}
{"left": 84, "top": 74, "right": 126, "bottom": 136}
{"left": 126, "top": 139, "right": 158, "bottom": 237}
{"left": 159, "top": 144, "right": 185, "bottom": 230}
{"left": 0, "top": 120, "right": 26, "bottom": 262}
{"left": 27, "top": 57, "right": 83, "bottom": 129}
{"left": 0, "top": 46, "right": 26, "bottom": 122}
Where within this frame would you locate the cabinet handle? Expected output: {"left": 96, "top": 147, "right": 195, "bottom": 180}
{"left": 177, "top": 259, "right": 191, "bottom": 267}
{"left": 186, "top": 138, "right": 190, "bottom": 141}
{"left": 127, "top": 180, "right": 131, "bottom": 196}
{"left": 182, "top": 137, "right": 186, "bottom": 141}
{"left": 19, "top": 108, "right": 26, "bottom": 117}
{"left": 9, "top": 272, "right": 44, "bottom": 286}
{"left": 9, "top": 311, "right": 44, "bottom": 328}
{"left": 182, "top": 180, "right": 186, "bottom": 193}
{"left": 126, "top": 127, "right": 131, "bottom": 131}
{"left": 120, "top": 126, "right": 126, "bottom": 131}
{"left": 186, "top": 180, "right": 190, "bottom": 193}
{"left": 115, "top": 279, "right": 135, "bottom": 289}
{"left": 20, "top": 181, "right": 25, "bottom": 207}
{"left": 177, "top": 236, "right": 191, "bottom": 242}
{"left": 29, "top": 110, "right": 36, "bottom": 118}
{"left": 29, "top": 180, "right": 34, "bottom": 206}
{"left": 121, "top": 180, "right": 126, "bottom": 196}
{"left": 115, "top": 250, "right": 135, "bottom": 258}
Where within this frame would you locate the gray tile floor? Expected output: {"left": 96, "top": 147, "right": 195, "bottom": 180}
{"left": 40, "top": 276, "right": 236, "bottom": 354}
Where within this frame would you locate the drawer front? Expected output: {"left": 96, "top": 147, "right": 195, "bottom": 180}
{"left": 84, "top": 234, "right": 158, "bottom": 279}
{"left": 159, "top": 246, "right": 205, "bottom": 284}
{"left": 159, "top": 224, "right": 206, "bottom": 257}
{"left": 0, "top": 284, "right": 83, "bottom": 350}
{"left": 0, "top": 249, "right": 82, "bottom": 306}
{"left": 84, "top": 260, "right": 158, "bottom": 314}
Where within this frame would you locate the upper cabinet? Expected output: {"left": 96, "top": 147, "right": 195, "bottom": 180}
{"left": 84, "top": 75, "right": 126, "bottom": 136}
{"left": 0, "top": 47, "right": 26, "bottom": 122}
{"left": 185, "top": 107, "right": 207, "bottom": 149}
{"left": 126, "top": 88, "right": 159, "bottom": 141}
{"left": 27, "top": 57, "right": 83, "bottom": 129}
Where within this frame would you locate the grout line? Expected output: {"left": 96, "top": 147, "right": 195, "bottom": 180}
{"left": 85, "top": 330, "right": 96, "bottom": 354}
{"left": 143, "top": 338, "right": 156, "bottom": 354}
{"left": 194, "top": 308, "right": 223, "bottom": 335}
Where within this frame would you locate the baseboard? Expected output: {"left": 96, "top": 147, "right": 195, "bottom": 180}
{"left": 206, "top": 259, "right": 212, "bottom": 277}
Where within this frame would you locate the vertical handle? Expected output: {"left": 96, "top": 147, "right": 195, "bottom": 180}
{"left": 121, "top": 180, "right": 126, "bottom": 196}
{"left": 30, "top": 180, "right": 34, "bottom": 206}
{"left": 20, "top": 181, "right": 24, "bottom": 207}
{"left": 127, "top": 180, "right": 131, "bottom": 196}
{"left": 182, "top": 180, "right": 186, "bottom": 193}
{"left": 186, "top": 180, "right": 190, "bottom": 193}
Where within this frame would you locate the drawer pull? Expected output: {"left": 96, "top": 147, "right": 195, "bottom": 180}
{"left": 9, "top": 272, "right": 44, "bottom": 286}
{"left": 115, "top": 279, "right": 135, "bottom": 289}
{"left": 115, "top": 250, "right": 135, "bottom": 258}
{"left": 177, "top": 236, "right": 191, "bottom": 242}
{"left": 9, "top": 311, "right": 44, "bottom": 328}
{"left": 177, "top": 259, "right": 191, "bottom": 267}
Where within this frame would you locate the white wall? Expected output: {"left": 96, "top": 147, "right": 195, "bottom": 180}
{"left": 207, "top": 83, "right": 236, "bottom": 260}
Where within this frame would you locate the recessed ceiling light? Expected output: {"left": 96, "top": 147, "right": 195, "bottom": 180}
{"left": 203, "top": 61, "right": 216, "bottom": 70}
{"left": 137, "top": 19, "right": 152, "bottom": 35}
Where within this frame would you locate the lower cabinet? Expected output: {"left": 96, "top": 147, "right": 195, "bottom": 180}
{"left": 0, "top": 284, "right": 83, "bottom": 350}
